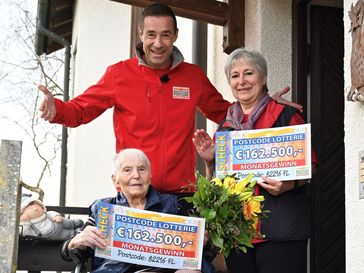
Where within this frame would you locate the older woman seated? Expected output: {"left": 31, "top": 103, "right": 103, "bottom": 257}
{"left": 61, "top": 148, "right": 213, "bottom": 273}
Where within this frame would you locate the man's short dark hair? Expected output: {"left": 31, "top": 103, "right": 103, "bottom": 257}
{"left": 141, "top": 3, "right": 178, "bottom": 33}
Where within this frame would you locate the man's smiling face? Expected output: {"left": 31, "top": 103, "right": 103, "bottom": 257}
{"left": 139, "top": 15, "right": 178, "bottom": 69}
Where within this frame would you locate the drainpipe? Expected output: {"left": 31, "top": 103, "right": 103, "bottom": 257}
{"left": 36, "top": 0, "right": 70, "bottom": 206}
{"left": 192, "top": 21, "right": 208, "bottom": 176}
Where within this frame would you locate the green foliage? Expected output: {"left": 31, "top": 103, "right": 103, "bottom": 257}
{"left": 186, "top": 173, "right": 267, "bottom": 257}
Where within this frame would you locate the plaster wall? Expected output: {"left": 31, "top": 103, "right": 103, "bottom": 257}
{"left": 67, "top": 0, "right": 131, "bottom": 206}
{"left": 66, "top": 1, "right": 194, "bottom": 207}
{"left": 207, "top": 0, "right": 292, "bottom": 133}
{"left": 64, "top": 0, "right": 364, "bottom": 272}
{"left": 260, "top": 0, "right": 292, "bottom": 94}
{"left": 67, "top": 0, "right": 292, "bottom": 207}
{"left": 206, "top": 25, "right": 229, "bottom": 135}
{"left": 344, "top": 1, "right": 364, "bottom": 272}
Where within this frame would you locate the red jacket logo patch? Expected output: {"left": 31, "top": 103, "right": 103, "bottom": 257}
{"left": 173, "top": 87, "right": 190, "bottom": 99}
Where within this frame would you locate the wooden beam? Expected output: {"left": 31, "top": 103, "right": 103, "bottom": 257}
{"left": 114, "top": 0, "right": 244, "bottom": 54}
{"left": 223, "top": 0, "right": 245, "bottom": 54}
{"left": 111, "top": 0, "right": 228, "bottom": 26}
{"left": 130, "top": 6, "right": 143, "bottom": 57}
{"left": 38, "top": 0, "right": 245, "bottom": 55}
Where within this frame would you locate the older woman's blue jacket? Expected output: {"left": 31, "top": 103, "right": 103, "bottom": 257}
{"left": 62, "top": 186, "right": 214, "bottom": 273}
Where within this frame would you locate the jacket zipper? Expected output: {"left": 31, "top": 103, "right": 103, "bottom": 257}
{"left": 158, "top": 83, "right": 164, "bottom": 191}
{"left": 146, "top": 86, "right": 151, "bottom": 119}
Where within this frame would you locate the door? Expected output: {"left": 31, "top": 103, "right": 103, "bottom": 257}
{"left": 310, "top": 5, "right": 345, "bottom": 273}
{"left": 293, "top": 2, "right": 345, "bottom": 273}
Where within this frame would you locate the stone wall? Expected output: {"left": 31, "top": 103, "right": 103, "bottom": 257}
{"left": 0, "top": 140, "right": 22, "bottom": 273}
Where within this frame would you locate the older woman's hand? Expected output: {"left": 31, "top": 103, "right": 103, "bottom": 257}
{"left": 68, "top": 226, "right": 107, "bottom": 250}
{"left": 192, "top": 129, "right": 215, "bottom": 163}
{"left": 257, "top": 176, "right": 295, "bottom": 196}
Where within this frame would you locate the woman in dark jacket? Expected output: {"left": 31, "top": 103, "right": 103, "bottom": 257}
{"left": 193, "top": 48, "right": 317, "bottom": 273}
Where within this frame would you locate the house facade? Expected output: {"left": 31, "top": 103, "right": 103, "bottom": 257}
{"left": 64, "top": 0, "right": 295, "bottom": 206}
{"left": 36, "top": 0, "right": 364, "bottom": 272}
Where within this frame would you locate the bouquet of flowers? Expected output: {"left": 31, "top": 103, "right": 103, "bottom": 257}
{"left": 186, "top": 173, "right": 267, "bottom": 257}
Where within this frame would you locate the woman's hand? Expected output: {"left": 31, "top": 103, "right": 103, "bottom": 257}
{"left": 192, "top": 129, "right": 215, "bottom": 163}
{"left": 203, "top": 230, "right": 209, "bottom": 246}
{"left": 68, "top": 226, "right": 107, "bottom": 250}
{"left": 257, "top": 176, "right": 295, "bottom": 196}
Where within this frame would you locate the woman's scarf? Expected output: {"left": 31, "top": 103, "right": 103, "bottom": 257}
{"left": 223, "top": 93, "right": 272, "bottom": 130}
{"left": 222, "top": 93, "right": 272, "bottom": 241}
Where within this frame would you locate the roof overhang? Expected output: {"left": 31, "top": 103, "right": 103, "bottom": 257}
{"left": 35, "top": 0, "right": 74, "bottom": 55}
{"left": 35, "top": 0, "right": 244, "bottom": 55}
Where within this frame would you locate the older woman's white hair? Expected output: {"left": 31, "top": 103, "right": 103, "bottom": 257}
{"left": 113, "top": 148, "right": 151, "bottom": 178}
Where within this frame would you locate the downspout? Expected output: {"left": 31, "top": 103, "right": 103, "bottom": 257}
{"left": 36, "top": 0, "right": 70, "bottom": 206}
{"left": 192, "top": 21, "right": 208, "bottom": 176}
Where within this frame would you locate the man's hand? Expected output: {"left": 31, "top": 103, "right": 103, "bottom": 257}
{"left": 38, "top": 84, "right": 57, "bottom": 122}
{"left": 271, "top": 86, "right": 303, "bottom": 112}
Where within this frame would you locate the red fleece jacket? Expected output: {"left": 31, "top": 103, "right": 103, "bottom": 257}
{"left": 53, "top": 57, "right": 230, "bottom": 193}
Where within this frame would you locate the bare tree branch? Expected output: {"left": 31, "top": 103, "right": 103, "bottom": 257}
{"left": 0, "top": 0, "right": 64, "bottom": 199}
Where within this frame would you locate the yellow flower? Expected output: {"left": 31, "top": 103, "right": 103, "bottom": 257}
{"left": 243, "top": 198, "right": 262, "bottom": 220}
{"left": 249, "top": 199, "right": 262, "bottom": 216}
{"left": 243, "top": 202, "right": 252, "bottom": 220}
{"left": 252, "top": 217, "right": 259, "bottom": 230}
{"left": 211, "top": 177, "right": 223, "bottom": 187}
{"left": 188, "top": 173, "right": 267, "bottom": 257}
{"left": 234, "top": 179, "right": 248, "bottom": 193}
{"left": 223, "top": 176, "right": 236, "bottom": 193}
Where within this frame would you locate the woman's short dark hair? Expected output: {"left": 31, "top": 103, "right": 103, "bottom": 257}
{"left": 141, "top": 3, "right": 178, "bottom": 33}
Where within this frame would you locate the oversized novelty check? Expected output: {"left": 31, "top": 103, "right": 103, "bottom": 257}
{"left": 215, "top": 124, "right": 312, "bottom": 182}
{"left": 94, "top": 202, "right": 205, "bottom": 270}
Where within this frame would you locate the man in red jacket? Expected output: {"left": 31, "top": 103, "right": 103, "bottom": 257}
{"left": 38, "top": 3, "right": 230, "bottom": 200}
